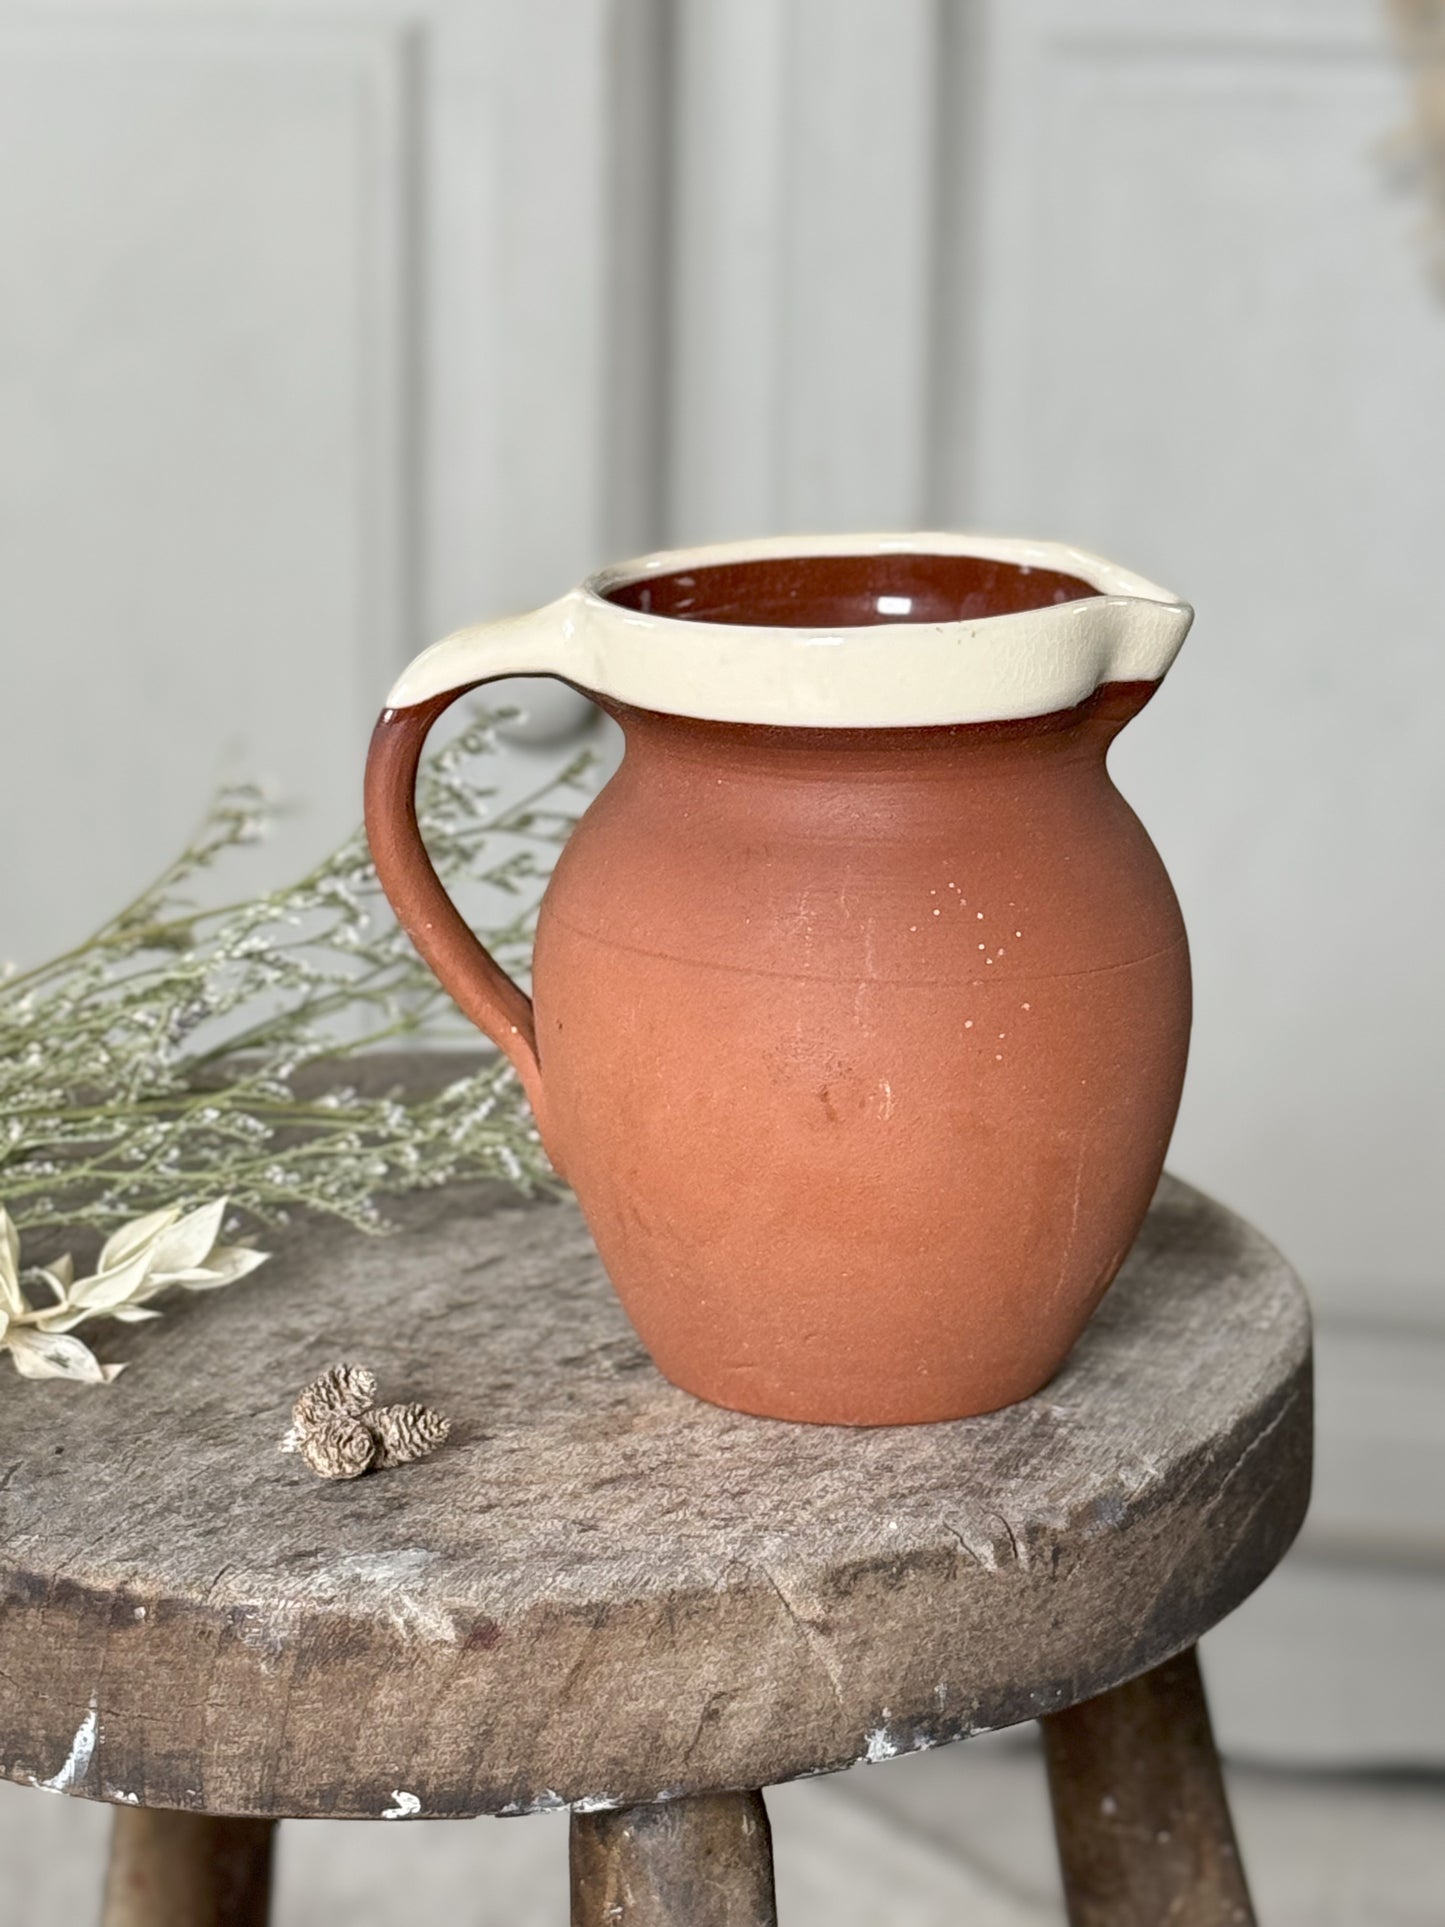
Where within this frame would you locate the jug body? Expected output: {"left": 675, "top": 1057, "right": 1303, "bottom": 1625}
{"left": 365, "top": 534, "right": 1194, "bottom": 1424}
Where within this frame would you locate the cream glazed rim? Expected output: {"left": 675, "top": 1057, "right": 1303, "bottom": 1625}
{"left": 385, "top": 531, "right": 1194, "bottom": 729}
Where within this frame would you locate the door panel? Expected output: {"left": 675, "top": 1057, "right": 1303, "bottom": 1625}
{"left": 0, "top": 12, "right": 412, "bottom": 957}
{"left": 968, "top": 0, "right": 1445, "bottom": 1326}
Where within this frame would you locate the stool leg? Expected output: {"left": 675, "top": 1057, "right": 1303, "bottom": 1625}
{"left": 1042, "top": 1645, "right": 1255, "bottom": 1926}
{"left": 102, "top": 1809, "right": 276, "bottom": 1927}
{"left": 570, "top": 1790, "right": 777, "bottom": 1927}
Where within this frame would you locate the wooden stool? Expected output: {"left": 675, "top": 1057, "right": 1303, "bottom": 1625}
{"left": 0, "top": 1169, "right": 1310, "bottom": 1926}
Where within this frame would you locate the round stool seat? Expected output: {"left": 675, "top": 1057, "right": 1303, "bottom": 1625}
{"left": 0, "top": 1168, "right": 1309, "bottom": 1821}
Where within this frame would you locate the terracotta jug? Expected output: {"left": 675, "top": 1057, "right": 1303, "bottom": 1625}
{"left": 365, "top": 534, "right": 1193, "bottom": 1425}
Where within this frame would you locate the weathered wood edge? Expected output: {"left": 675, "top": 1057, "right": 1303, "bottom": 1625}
{"left": 1, "top": 1366, "right": 1308, "bottom": 1822}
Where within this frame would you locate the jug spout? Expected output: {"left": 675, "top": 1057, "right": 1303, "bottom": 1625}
{"left": 1085, "top": 580, "right": 1194, "bottom": 693}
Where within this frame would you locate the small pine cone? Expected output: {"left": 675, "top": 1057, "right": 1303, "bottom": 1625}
{"left": 292, "top": 1362, "right": 377, "bottom": 1435}
{"left": 298, "top": 1415, "right": 377, "bottom": 1481}
{"left": 369, "top": 1402, "right": 451, "bottom": 1469}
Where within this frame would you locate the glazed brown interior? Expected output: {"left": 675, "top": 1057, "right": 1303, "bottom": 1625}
{"left": 603, "top": 551, "right": 1099, "bottom": 628}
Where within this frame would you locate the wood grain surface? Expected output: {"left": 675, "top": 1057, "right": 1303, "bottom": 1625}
{"left": 0, "top": 1079, "right": 1310, "bottom": 1820}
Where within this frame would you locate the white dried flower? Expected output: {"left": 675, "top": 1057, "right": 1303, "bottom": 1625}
{"left": 0, "top": 1198, "right": 268, "bottom": 1384}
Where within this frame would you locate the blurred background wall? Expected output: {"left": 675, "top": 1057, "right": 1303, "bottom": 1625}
{"left": 2, "top": 0, "right": 1442, "bottom": 1760}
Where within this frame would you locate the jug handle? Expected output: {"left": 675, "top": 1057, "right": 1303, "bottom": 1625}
{"left": 364, "top": 611, "right": 580, "bottom": 1163}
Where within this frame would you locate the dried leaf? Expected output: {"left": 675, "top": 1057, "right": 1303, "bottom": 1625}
{"left": 33, "top": 1306, "right": 93, "bottom": 1334}
{"left": 69, "top": 1243, "right": 161, "bottom": 1313}
{"left": 148, "top": 1198, "right": 228, "bottom": 1279}
{"left": 171, "top": 1245, "right": 269, "bottom": 1292}
{"left": 29, "top": 1264, "right": 72, "bottom": 1307}
{"left": 97, "top": 1205, "right": 181, "bottom": 1276}
{"left": 7, "top": 1329, "right": 123, "bottom": 1383}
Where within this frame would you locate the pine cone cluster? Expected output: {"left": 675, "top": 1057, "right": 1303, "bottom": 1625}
{"left": 284, "top": 1363, "right": 451, "bottom": 1481}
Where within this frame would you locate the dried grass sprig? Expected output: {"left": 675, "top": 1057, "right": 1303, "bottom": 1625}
{"left": 0, "top": 708, "right": 592, "bottom": 1242}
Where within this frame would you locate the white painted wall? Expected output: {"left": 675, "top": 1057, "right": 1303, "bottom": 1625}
{"left": 1, "top": 0, "right": 1440, "bottom": 1758}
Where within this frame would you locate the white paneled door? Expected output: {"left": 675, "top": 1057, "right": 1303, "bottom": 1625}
{"left": 970, "top": 0, "right": 1445, "bottom": 1330}
{"left": 964, "top": 0, "right": 1445, "bottom": 1761}
{"left": 1, "top": 0, "right": 655, "bottom": 964}
{"left": 3, "top": 0, "right": 1441, "bottom": 1760}
{"left": 0, "top": 11, "right": 412, "bottom": 954}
